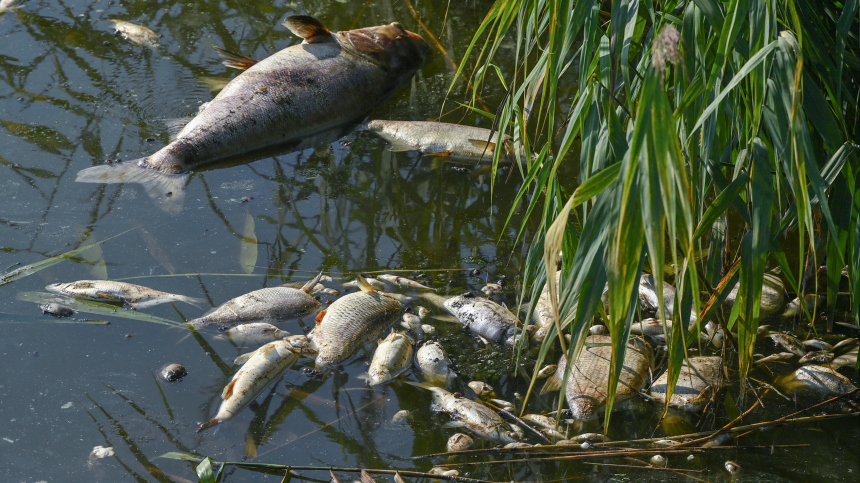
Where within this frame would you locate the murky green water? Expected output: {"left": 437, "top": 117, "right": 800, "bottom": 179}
{"left": 0, "top": 1, "right": 857, "bottom": 482}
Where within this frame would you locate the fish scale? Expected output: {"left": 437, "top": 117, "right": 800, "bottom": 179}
{"left": 189, "top": 286, "right": 320, "bottom": 328}
{"left": 309, "top": 288, "right": 403, "bottom": 369}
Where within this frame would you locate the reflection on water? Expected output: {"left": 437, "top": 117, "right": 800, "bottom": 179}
{"left": 0, "top": 1, "right": 857, "bottom": 482}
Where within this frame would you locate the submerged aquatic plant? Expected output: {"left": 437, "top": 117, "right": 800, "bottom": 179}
{"left": 455, "top": 0, "right": 859, "bottom": 429}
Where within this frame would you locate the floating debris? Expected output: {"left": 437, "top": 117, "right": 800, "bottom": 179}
{"left": 39, "top": 303, "right": 73, "bottom": 318}
{"left": 159, "top": 363, "right": 187, "bottom": 382}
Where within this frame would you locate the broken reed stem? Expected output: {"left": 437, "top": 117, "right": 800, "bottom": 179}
{"left": 226, "top": 463, "right": 495, "bottom": 483}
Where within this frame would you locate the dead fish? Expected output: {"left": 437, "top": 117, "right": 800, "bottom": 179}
{"left": 542, "top": 335, "right": 652, "bottom": 421}
{"left": 221, "top": 323, "right": 291, "bottom": 345}
{"left": 754, "top": 352, "right": 795, "bottom": 364}
{"left": 833, "top": 338, "right": 858, "bottom": 355}
{"left": 198, "top": 336, "right": 314, "bottom": 431}
{"left": 46, "top": 280, "right": 204, "bottom": 309}
{"left": 522, "top": 414, "right": 560, "bottom": 431}
{"left": 536, "top": 364, "right": 557, "bottom": 380}
{"left": 365, "top": 330, "right": 413, "bottom": 385}
{"left": 468, "top": 381, "right": 495, "bottom": 399}
{"left": 802, "top": 339, "right": 833, "bottom": 351}
{"left": 0, "top": 0, "right": 21, "bottom": 12}
{"left": 109, "top": 19, "right": 160, "bottom": 47}
{"left": 365, "top": 120, "right": 519, "bottom": 164}
{"left": 558, "top": 433, "right": 605, "bottom": 444}
{"left": 722, "top": 272, "right": 789, "bottom": 317}
{"left": 631, "top": 318, "right": 671, "bottom": 337}
{"left": 766, "top": 331, "right": 807, "bottom": 357}
{"left": 780, "top": 365, "right": 857, "bottom": 395}
{"left": 377, "top": 274, "right": 434, "bottom": 291}
{"left": 481, "top": 283, "right": 502, "bottom": 296}
{"left": 409, "top": 382, "right": 518, "bottom": 443}
{"left": 446, "top": 433, "right": 474, "bottom": 452}
{"left": 798, "top": 351, "right": 835, "bottom": 365}
{"left": 442, "top": 293, "right": 518, "bottom": 343}
{"left": 400, "top": 312, "right": 423, "bottom": 332}
{"left": 309, "top": 276, "right": 403, "bottom": 369}
{"left": 77, "top": 17, "right": 428, "bottom": 213}
{"left": 831, "top": 349, "right": 858, "bottom": 369}
{"left": 532, "top": 270, "right": 561, "bottom": 328}
{"left": 391, "top": 410, "right": 411, "bottom": 424}
{"left": 420, "top": 323, "right": 436, "bottom": 335}
{"left": 190, "top": 273, "right": 323, "bottom": 328}
{"left": 589, "top": 325, "right": 607, "bottom": 335}
{"left": 649, "top": 356, "right": 722, "bottom": 413}
{"left": 39, "top": 303, "right": 73, "bottom": 318}
{"left": 343, "top": 277, "right": 386, "bottom": 291}
{"left": 428, "top": 467, "right": 459, "bottom": 477}
{"left": 416, "top": 341, "right": 455, "bottom": 387}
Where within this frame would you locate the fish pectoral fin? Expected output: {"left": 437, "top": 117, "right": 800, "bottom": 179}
{"left": 212, "top": 45, "right": 259, "bottom": 70}
{"left": 355, "top": 275, "right": 377, "bottom": 293}
{"left": 282, "top": 15, "right": 332, "bottom": 43}
{"left": 222, "top": 379, "right": 237, "bottom": 400}
{"left": 300, "top": 271, "right": 324, "bottom": 294}
{"left": 76, "top": 162, "right": 189, "bottom": 215}
{"left": 315, "top": 309, "right": 327, "bottom": 324}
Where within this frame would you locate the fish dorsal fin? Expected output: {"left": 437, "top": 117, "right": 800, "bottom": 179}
{"left": 213, "top": 46, "right": 259, "bottom": 70}
{"left": 282, "top": 16, "right": 332, "bottom": 43}
{"left": 300, "top": 271, "right": 324, "bottom": 293}
{"left": 355, "top": 275, "right": 376, "bottom": 293}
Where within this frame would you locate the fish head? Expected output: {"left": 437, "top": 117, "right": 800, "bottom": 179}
{"left": 284, "top": 335, "right": 317, "bottom": 357}
{"left": 337, "top": 22, "right": 428, "bottom": 80}
{"left": 45, "top": 282, "right": 73, "bottom": 293}
{"left": 568, "top": 396, "right": 600, "bottom": 421}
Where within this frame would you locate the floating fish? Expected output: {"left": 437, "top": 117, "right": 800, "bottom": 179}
{"left": 377, "top": 274, "right": 435, "bottom": 290}
{"left": 221, "top": 323, "right": 291, "bottom": 345}
{"left": 46, "top": 280, "right": 203, "bottom": 309}
{"left": 365, "top": 330, "right": 413, "bottom": 385}
{"left": 532, "top": 270, "right": 561, "bottom": 329}
{"left": 831, "top": 349, "right": 857, "bottom": 369}
{"left": 309, "top": 276, "right": 403, "bottom": 369}
{"left": 649, "top": 356, "right": 722, "bottom": 413}
{"left": 189, "top": 273, "right": 323, "bottom": 328}
{"left": 408, "top": 382, "right": 518, "bottom": 443}
{"left": 416, "top": 341, "right": 455, "bottom": 387}
{"left": 77, "top": 16, "right": 428, "bottom": 213}
{"left": 798, "top": 350, "right": 835, "bottom": 365}
{"left": 802, "top": 339, "right": 833, "bottom": 352}
{"left": 446, "top": 433, "right": 474, "bottom": 452}
{"left": 780, "top": 365, "right": 857, "bottom": 396}
{"left": 109, "top": 19, "right": 160, "bottom": 47}
{"left": 343, "top": 277, "right": 386, "bottom": 291}
{"left": 199, "top": 336, "right": 315, "bottom": 431}
{"left": 722, "top": 272, "right": 789, "bottom": 317}
{"left": 536, "top": 364, "right": 557, "bottom": 380}
{"left": 766, "top": 331, "right": 807, "bottom": 357}
{"left": 441, "top": 293, "right": 518, "bottom": 343}
{"left": 365, "top": 120, "right": 519, "bottom": 164}
{"left": 481, "top": 283, "right": 502, "bottom": 296}
{"left": 753, "top": 352, "right": 795, "bottom": 365}
{"left": 159, "top": 363, "right": 187, "bottom": 382}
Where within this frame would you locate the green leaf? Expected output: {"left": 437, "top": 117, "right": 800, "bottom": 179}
{"left": 197, "top": 457, "right": 216, "bottom": 483}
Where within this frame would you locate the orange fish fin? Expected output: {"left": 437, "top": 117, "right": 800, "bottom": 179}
{"left": 213, "top": 46, "right": 259, "bottom": 70}
{"left": 221, "top": 379, "right": 237, "bottom": 400}
{"left": 283, "top": 16, "right": 332, "bottom": 43}
{"left": 315, "top": 309, "right": 327, "bottom": 324}
{"left": 197, "top": 418, "right": 219, "bottom": 433}
{"left": 424, "top": 150, "right": 454, "bottom": 157}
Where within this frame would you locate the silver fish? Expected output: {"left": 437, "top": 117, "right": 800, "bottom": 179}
{"left": 780, "top": 365, "right": 857, "bottom": 396}
{"left": 222, "top": 323, "right": 291, "bottom": 345}
{"left": 309, "top": 276, "right": 403, "bottom": 369}
{"left": 522, "top": 414, "right": 561, "bottom": 431}
{"left": 833, "top": 338, "right": 858, "bottom": 355}
{"left": 377, "top": 274, "right": 435, "bottom": 290}
{"left": 649, "top": 356, "right": 722, "bottom": 413}
{"left": 198, "top": 336, "right": 314, "bottom": 431}
{"left": 446, "top": 433, "right": 474, "bottom": 452}
{"left": 109, "top": 19, "right": 160, "bottom": 47}
{"left": 536, "top": 364, "right": 557, "bottom": 380}
{"left": 77, "top": 17, "right": 428, "bottom": 212}
{"left": 0, "top": 0, "right": 21, "bottom": 12}
{"left": 46, "top": 280, "right": 203, "bottom": 309}
{"left": 722, "top": 272, "right": 788, "bottom": 317}
{"left": 831, "top": 349, "right": 857, "bottom": 369}
{"left": 409, "top": 382, "right": 518, "bottom": 443}
{"left": 365, "top": 120, "right": 518, "bottom": 164}
{"left": 802, "top": 339, "right": 833, "bottom": 351}
{"left": 343, "top": 277, "right": 386, "bottom": 291}
{"left": 798, "top": 351, "right": 835, "bottom": 365}
{"left": 766, "top": 332, "right": 807, "bottom": 357}
{"left": 190, "top": 273, "right": 323, "bottom": 328}
{"left": 416, "top": 341, "right": 455, "bottom": 387}
{"left": 754, "top": 352, "right": 795, "bottom": 364}
{"left": 366, "top": 330, "right": 413, "bottom": 385}
{"left": 442, "top": 293, "right": 518, "bottom": 343}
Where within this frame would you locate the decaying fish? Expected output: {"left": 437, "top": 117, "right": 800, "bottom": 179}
{"left": 754, "top": 352, "right": 795, "bottom": 365}
{"left": 0, "top": 0, "right": 22, "bottom": 12}
{"left": 189, "top": 273, "right": 323, "bottom": 328}
{"left": 309, "top": 276, "right": 403, "bottom": 369}
{"left": 221, "top": 323, "right": 291, "bottom": 345}
{"left": 831, "top": 349, "right": 858, "bottom": 369}
{"left": 833, "top": 338, "right": 858, "bottom": 355}
{"left": 779, "top": 365, "right": 857, "bottom": 396}
{"left": 766, "top": 331, "right": 807, "bottom": 357}
{"left": 649, "top": 356, "right": 721, "bottom": 413}
{"left": 722, "top": 272, "right": 789, "bottom": 317}
{"left": 802, "top": 339, "right": 833, "bottom": 352}
{"left": 78, "top": 16, "right": 428, "bottom": 213}
{"left": 532, "top": 270, "right": 561, "bottom": 329}
{"left": 536, "top": 364, "right": 557, "bottom": 380}
{"left": 409, "top": 382, "right": 519, "bottom": 443}
{"left": 798, "top": 351, "right": 835, "bottom": 365}
{"left": 377, "top": 274, "right": 435, "bottom": 291}
{"left": 46, "top": 280, "right": 204, "bottom": 309}
{"left": 344, "top": 277, "right": 386, "bottom": 291}
{"left": 481, "top": 283, "right": 502, "bottom": 296}
{"left": 365, "top": 330, "right": 413, "bottom": 385}
{"left": 542, "top": 335, "right": 652, "bottom": 420}
{"left": 441, "top": 293, "right": 518, "bottom": 343}
{"left": 109, "top": 19, "right": 160, "bottom": 47}
{"left": 365, "top": 120, "right": 518, "bottom": 164}
{"left": 446, "top": 433, "right": 474, "bottom": 452}
{"left": 468, "top": 381, "right": 495, "bottom": 399}
{"left": 522, "top": 414, "right": 561, "bottom": 432}
{"left": 199, "top": 335, "right": 315, "bottom": 431}
{"left": 416, "top": 341, "right": 455, "bottom": 387}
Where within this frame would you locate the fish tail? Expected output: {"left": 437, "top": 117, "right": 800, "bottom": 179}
{"left": 300, "top": 271, "right": 324, "bottom": 293}
{"left": 197, "top": 418, "right": 219, "bottom": 433}
{"left": 175, "top": 295, "right": 206, "bottom": 309}
{"left": 405, "top": 380, "right": 436, "bottom": 391}
{"left": 76, "top": 161, "right": 188, "bottom": 215}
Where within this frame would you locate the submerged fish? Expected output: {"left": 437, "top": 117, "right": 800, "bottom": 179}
{"left": 221, "top": 323, "right": 291, "bottom": 345}
{"left": 189, "top": 273, "right": 323, "bottom": 328}
{"left": 199, "top": 335, "right": 314, "bottom": 431}
{"left": 366, "top": 330, "right": 413, "bottom": 385}
{"left": 109, "top": 19, "right": 160, "bottom": 46}
{"left": 365, "top": 120, "right": 518, "bottom": 164}
{"left": 343, "top": 277, "right": 386, "bottom": 291}
{"left": 46, "top": 280, "right": 203, "bottom": 309}
{"left": 532, "top": 270, "right": 561, "bottom": 329}
{"left": 309, "top": 276, "right": 403, "bottom": 368}
{"left": 441, "top": 293, "right": 518, "bottom": 343}
{"left": 780, "top": 365, "right": 857, "bottom": 396}
{"left": 377, "top": 274, "right": 434, "bottom": 290}
{"left": 77, "top": 16, "right": 428, "bottom": 213}
{"left": 415, "top": 341, "right": 455, "bottom": 387}
{"left": 542, "top": 335, "right": 652, "bottom": 420}
{"left": 649, "top": 356, "right": 722, "bottom": 413}
{"left": 409, "top": 382, "right": 519, "bottom": 443}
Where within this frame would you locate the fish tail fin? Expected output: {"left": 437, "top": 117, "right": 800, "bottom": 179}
{"left": 301, "top": 271, "right": 324, "bottom": 294}
{"left": 197, "top": 418, "right": 219, "bottom": 433}
{"left": 355, "top": 275, "right": 376, "bottom": 293}
{"left": 405, "top": 380, "right": 436, "bottom": 391}
{"left": 175, "top": 295, "right": 206, "bottom": 309}
{"left": 212, "top": 45, "right": 259, "bottom": 70}
{"left": 282, "top": 16, "right": 331, "bottom": 43}
{"left": 540, "top": 370, "right": 562, "bottom": 395}
{"left": 76, "top": 161, "right": 188, "bottom": 215}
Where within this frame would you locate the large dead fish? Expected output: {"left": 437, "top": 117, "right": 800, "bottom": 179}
{"left": 46, "top": 280, "right": 203, "bottom": 309}
{"left": 439, "top": 293, "right": 519, "bottom": 343}
{"left": 198, "top": 335, "right": 315, "bottom": 431}
{"left": 722, "top": 272, "right": 792, "bottom": 317}
{"left": 415, "top": 340, "right": 455, "bottom": 387}
{"left": 77, "top": 16, "right": 428, "bottom": 213}
{"left": 542, "top": 335, "right": 652, "bottom": 420}
{"left": 308, "top": 275, "right": 404, "bottom": 369}
{"left": 649, "top": 356, "right": 722, "bottom": 413}
{"left": 109, "top": 19, "right": 160, "bottom": 47}
{"left": 189, "top": 272, "right": 323, "bottom": 328}
{"left": 408, "top": 382, "right": 519, "bottom": 443}
{"left": 365, "top": 120, "right": 518, "bottom": 164}
{"left": 779, "top": 365, "right": 857, "bottom": 396}
{"left": 364, "top": 330, "right": 413, "bottom": 385}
